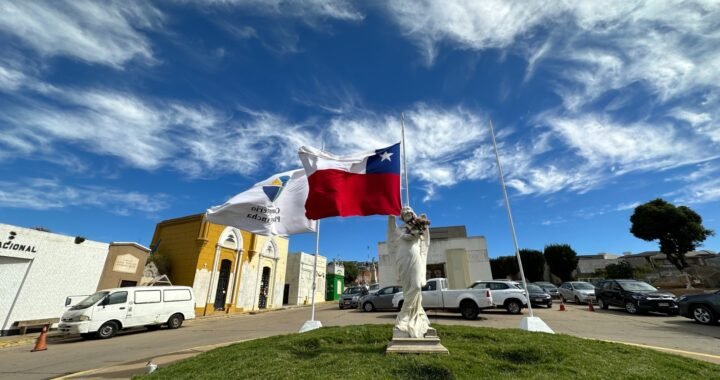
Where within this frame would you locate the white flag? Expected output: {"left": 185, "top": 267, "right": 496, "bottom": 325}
{"left": 206, "top": 169, "right": 317, "bottom": 236}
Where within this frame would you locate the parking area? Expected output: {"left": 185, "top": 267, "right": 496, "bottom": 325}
{"left": 1, "top": 301, "right": 718, "bottom": 379}
{"left": 325, "top": 302, "right": 720, "bottom": 363}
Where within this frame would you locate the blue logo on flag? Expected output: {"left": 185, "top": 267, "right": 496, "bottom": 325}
{"left": 263, "top": 175, "right": 291, "bottom": 202}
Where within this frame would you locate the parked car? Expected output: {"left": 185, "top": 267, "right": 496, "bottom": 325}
{"left": 532, "top": 282, "right": 560, "bottom": 298}
{"left": 558, "top": 281, "right": 596, "bottom": 304}
{"left": 58, "top": 286, "right": 195, "bottom": 339}
{"left": 392, "top": 278, "right": 494, "bottom": 320}
{"left": 678, "top": 290, "right": 720, "bottom": 325}
{"left": 595, "top": 279, "right": 678, "bottom": 315}
{"left": 339, "top": 286, "right": 368, "bottom": 309}
{"left": 367, "top": 283, "right": 381, "bottom": 295}
{"left": 526, "top": 284, "right": 553, "bottom": 308}
{"left": 470, "top": 280, "right": 528, "bottom": 314}
{"left": 359, "top": 286, "right": 402, "bottom": 312}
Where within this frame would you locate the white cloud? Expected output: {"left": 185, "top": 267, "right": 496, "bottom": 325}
{"left": 541, "top": 113, "right": 711, "bottom": 174}
{"left": 0, "top": 178, "right": 169, "bottom": 215}
{"left": 192, "top": 0, "right": 362, "bottom": 22}
{"left": 0, "top": 1, "right": 162, "bottom": 68}
{"left": 381, "top": 1, "right": 720, "bottom": 111}
{"left": 674, "top": 177, "right": 720, "bottom": 205}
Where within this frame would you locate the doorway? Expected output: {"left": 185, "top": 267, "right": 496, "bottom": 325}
{"left": 258, "top": 266, "right": 271, "bottom": 309}
{"left": 283, "top": 284, "right": 290, "bottom": 305}
{"left": 214, "top": 259, "right": 232, "bottom": 311}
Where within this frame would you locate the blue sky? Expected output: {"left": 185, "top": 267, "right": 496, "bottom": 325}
{"left": 1, "top": 1, "right": 718, "bottom": 261}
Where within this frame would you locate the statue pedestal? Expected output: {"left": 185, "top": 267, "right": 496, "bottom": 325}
{"left": 386, "top": 327, "right": 449, "bottom": 354}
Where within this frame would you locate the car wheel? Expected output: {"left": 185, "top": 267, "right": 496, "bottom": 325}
{"left": 397, "top": 300, "right": 404, "bottom": 311}
{"left": 598, "top": 298, "right": 609, "bottom": 310}
{"left": 96, "top": 321, "right": 118, "bottom": 339}
{"left": 575, "top": 296, "right": 582, "bottom": 304}
{"left": 339, "top": 303, "right": 344, "bottom": 310}
{"left": 560, "top": 295, "right": 566, "bottom": 303}
{"left": 363, "top": 302, "right": 375, "bottom": 312}
{"left": 167, "top": 313, "right": 184, "bottom": 329}
{"left": 460, "top": 300, "right": 479, "bottom": 320}
{"left": 505, "top": 300, "right": 522, "bottom": 315}
{"left": 692, "top": 305, "right": 718, "bottom": 325}
{"left": 625, "top": 301, "right": 639, "bottom": 315}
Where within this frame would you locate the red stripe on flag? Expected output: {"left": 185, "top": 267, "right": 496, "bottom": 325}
{"left": 305, "top": 169, "right": 401, "bottom": 219}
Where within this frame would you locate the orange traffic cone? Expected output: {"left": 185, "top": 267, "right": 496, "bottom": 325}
{"left": 588, "top": 302, "right": 595, "bottom": 312}
{"left": 31, "top": 325, "right": 49, "bottom": 352}
{"left": 559, "top": 301, "right": 566, "bottom": 311}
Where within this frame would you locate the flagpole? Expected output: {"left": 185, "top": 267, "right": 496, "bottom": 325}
{"left": 309, "top": 219, "right": 320, "bottom": 321}
{"left": 487, "top": 119, "right": 534, "bottom": 318}
{"left": 301, "top": 144, "right": 324, "bottom": 333}
{"left": 401, "top": 112, "right": 410, "bottom": 207}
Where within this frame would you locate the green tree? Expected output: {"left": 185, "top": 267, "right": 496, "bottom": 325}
{"left": 630, "top": 198, "right": 714, "bottom": 271}
{"left": 342, "top": 261, "right": 358, "bottom": 285}
{"left": 519, "top": 249, "right": 545, "bottom": 282}
{"left": 543, "top": 244, "right": 578, "bottom": 281}
{"left": 490, "top": 256, "right": 519, "bottom": 279}
{"left": 605, "top": 261, "right": 634, "bottom": 279}
{"left": 147, "top": 252, "right": 171, "bottom": 275}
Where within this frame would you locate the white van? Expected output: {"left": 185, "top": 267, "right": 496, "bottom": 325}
{"left": 58, "top": 286, "right": 196, "bottom": 339}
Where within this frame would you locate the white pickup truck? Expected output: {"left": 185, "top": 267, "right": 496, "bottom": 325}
{"left": 391, "top": 278, "right": 493, "bottom": 320}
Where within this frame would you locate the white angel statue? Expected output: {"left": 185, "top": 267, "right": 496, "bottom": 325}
{"left": 388, "top": 207, "right": 431, "bottom": 338}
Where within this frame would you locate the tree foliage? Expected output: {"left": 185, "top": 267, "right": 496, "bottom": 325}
{"left": 489, "top": 250, "right": 545, "bottom": 281}
{"left": 605, "top": 261, "right": 634, "bottom": 279}
{"left": 342, "top": 261, "right": 359, "bottom": 285}
{"left": 544, "top": 244, "right": 578, "bottom": 281}
{"left": 147, "top": 252, "right": 171, "bottom": 275}
{"left": 519, "top": 249, "right": 546, "bottom": 282}
{"left": 630, "top": 198, "right": 714, "bottom": 271}
{"left": 490, "top": 256, "right": 518, "bottom": 279}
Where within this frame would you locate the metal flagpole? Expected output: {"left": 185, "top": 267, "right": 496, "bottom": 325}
{"left": 309, "top": 219, "right": 320, "bottom": 321}
{"left": 487, "top": 119, "right": 553, "bottom": 333}
{"left": 301, "top": 143, "right": 324, "bottom": 333}
{"left": 401, "top": 112, "right": 410, "bottom": 207}
{"left": 487, "top": 119, "right": 534, "bottom": 316}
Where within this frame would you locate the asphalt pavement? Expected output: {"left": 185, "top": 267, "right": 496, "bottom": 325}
{"left": 0, "top": 302, "right": 718, "bottom": 379}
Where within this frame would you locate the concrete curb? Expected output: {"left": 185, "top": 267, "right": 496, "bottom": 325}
{"left": 0, "top": 333, "right": 74, "bottom": 349}
{"left": 0, "top": 302, "right": 328, "bottom": 350}
{"left": 53, "top": 339, "right": 255, "bottom": 379}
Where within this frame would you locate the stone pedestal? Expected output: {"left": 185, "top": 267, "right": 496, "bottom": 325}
{"left": 386, "top": 327, "right": 449, "bottom": 354}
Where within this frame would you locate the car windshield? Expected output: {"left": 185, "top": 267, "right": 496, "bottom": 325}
{"left": 527, "top": 285, "right": 544, "bottom": 293}
{"left": 71, "top": 291, "right": 109, "bottom": 310}
{"left": 535, "top": 282, "right": 557, "bottom": 289}
{"left": 619, "top": 281, "right": 657, "bottom": 292}
{"left": 344, "top": 287, "right": 364, "bottom": 294}
{"left": 573, "top": 283, "right": 595, "bottom": 290}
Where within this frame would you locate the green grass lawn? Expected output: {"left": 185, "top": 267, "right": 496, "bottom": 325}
{"left": 140, "top": 325, "right": 719, "bottom": 380}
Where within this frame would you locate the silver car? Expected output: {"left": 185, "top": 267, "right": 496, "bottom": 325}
{"left": 559, "top": 281, "right": 596, "bottom": 304}
{"left": 358, "top": 285, "right": 402, "bottom": 312}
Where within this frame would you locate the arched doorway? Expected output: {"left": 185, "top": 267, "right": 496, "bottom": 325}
{"left": 214, "top": 259, "right": 232, "bottom": 310}
{"left": 258, "top": 266, "right": 271, "bottom": 309}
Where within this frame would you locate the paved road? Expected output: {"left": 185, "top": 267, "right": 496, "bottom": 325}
{"left": 1, "top": 302, "right": 718, "bottom": 379}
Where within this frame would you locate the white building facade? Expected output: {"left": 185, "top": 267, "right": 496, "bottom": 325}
{"left": 0, "top": 224, "right": 109, "bottom": 335}
{"left": 378, "top": 226, "right": 492, "bottom": 290}
{"left": 284, "top": 252, "right": 327, "bottom": 305}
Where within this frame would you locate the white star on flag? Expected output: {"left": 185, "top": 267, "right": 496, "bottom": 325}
{"left": 380, "top": 151, "right": 393, "bottom": 162}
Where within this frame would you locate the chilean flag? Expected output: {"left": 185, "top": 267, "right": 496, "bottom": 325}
{"left": 298, "top": 143, "right": 401, "bottom": 219}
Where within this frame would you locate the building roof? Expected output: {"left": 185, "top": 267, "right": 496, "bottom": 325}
{"left": 578, "top": 253, "right": 620, "bottom": 260}
{"left": 110, "top": 242, "right": 151, "bottom": 252}
{"left": 429, "top": 226, "right": 467, "bottom": 239}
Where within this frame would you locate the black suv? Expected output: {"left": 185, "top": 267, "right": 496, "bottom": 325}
{"left": 595, "top": 279, "right": 678, "bottom": 315}
{"left": 679, "top": 290, "right": 720, "bottom": 325}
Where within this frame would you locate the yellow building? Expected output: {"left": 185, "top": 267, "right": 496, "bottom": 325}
{"left": 150, "top": 214, "right": 289, "bottom": 316}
